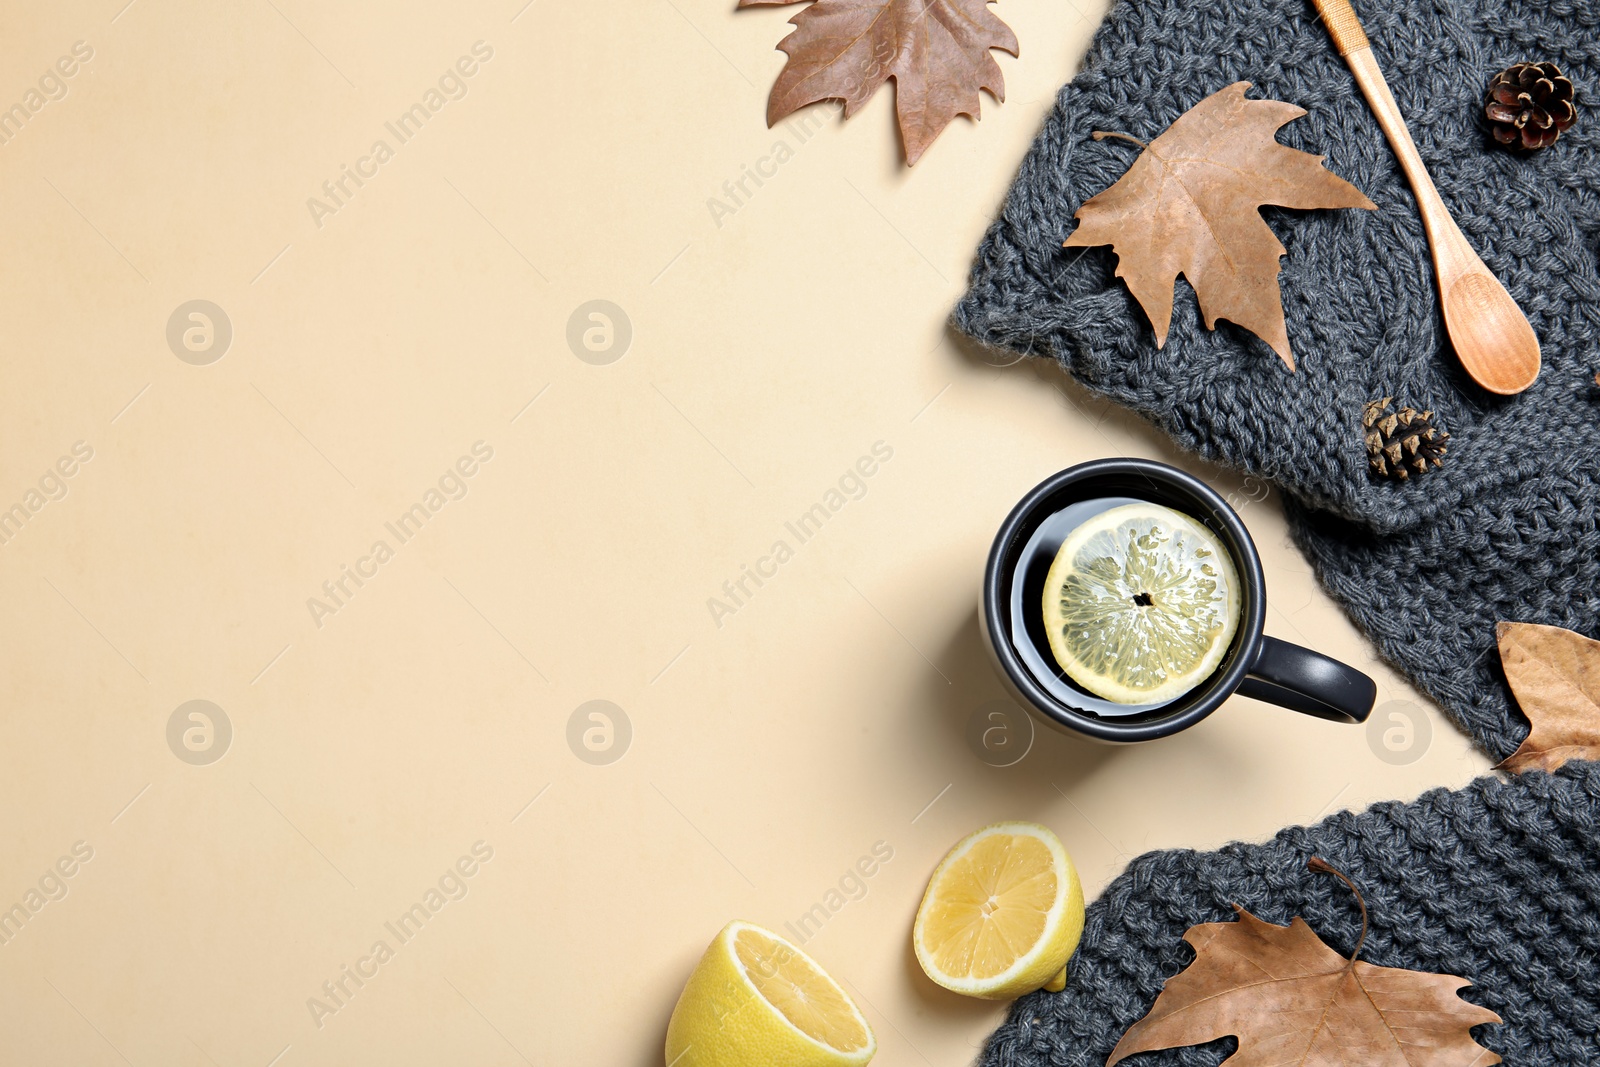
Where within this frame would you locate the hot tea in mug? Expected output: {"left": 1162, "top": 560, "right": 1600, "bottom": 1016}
{"left": 981, "top": 460, "right": 1375, "bottom": 743}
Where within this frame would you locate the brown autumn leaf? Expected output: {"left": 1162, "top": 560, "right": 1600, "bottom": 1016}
{"left": 737, "top": 0, "right": 1018, "bottom": 165}
{"left": 1064, "top": 82, "right": 1376, "bottom": 369}
{"left": 1109, "top": 859, "right": 1501, "bottom": 1067}
{"left": 1496, "top": 621, "right": 1600, "bottom": 773}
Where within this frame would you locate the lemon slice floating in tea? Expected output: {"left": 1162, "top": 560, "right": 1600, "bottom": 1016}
{"left": 1041, "top": 502, "right": 1240, "bottom": 705}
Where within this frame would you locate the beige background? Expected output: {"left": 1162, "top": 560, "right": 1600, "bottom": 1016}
{"left": 0, "top": 1, "right": 1491, "bottom": 1064}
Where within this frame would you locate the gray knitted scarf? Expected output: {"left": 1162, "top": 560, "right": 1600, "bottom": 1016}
{"left": 953, "top": 0, "right": 1600, "bottom": 1060}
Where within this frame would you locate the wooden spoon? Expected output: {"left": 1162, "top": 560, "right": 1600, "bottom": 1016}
{"left": 1312, "top": 0, "right": 1540, "bottom": 395}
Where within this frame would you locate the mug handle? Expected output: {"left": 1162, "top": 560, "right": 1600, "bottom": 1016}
{"left": 1236, "top": 636, "right": 1375, "bottom": 724}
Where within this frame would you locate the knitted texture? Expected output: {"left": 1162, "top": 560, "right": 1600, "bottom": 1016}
{"left": 953, "top": 0, "right": 1600, "bottom": 759}
{"left": 987, "top": 763, "right": 1600, "bottom": 1066}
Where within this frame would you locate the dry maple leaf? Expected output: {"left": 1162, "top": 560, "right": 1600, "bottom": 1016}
{"left": 738, "top": 0, "right": 1018, "bottom": 165}
{"left": 1496, "top": 620, "right": 1600, "bottom": 773}
{"left": 1065, "top": 82, "right": 1375, "bottom": 369}
{"left": 1109, "top": 858, "right": 1501, "bottom": 1067}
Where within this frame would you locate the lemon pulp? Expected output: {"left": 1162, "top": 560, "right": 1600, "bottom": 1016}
{"left": 913, "top": 822, "right": 1084, "bottom": 1000}
{"left": 665, "top": 921, "right": 875, "bottom": 1067}
{"left": 1041, "top": 502, "right": 1240, "bottom": 705}
{"left": 734, "top": 926, "right": 872, "bottom": 1052}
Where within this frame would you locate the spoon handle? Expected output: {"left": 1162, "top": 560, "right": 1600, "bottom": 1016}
{"left": 1314, "top": 0, "right": 1368, "bottom": 56}
{"left": 1310, "top": 0, "right": 1458, "bottom": 252}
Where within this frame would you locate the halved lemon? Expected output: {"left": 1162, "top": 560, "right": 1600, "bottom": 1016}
{"left": 912, "top": 822, "right": 1084, "bottom": 1000}
{"left": 665, "top": 921, "right": 875, "bottom": 1067}
{"left": 1042, "top": 501, "right": 1240, "bottom": 704}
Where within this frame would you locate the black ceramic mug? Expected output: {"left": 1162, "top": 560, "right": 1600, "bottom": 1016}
{"left": 980, "top": 459, "right": 1375, "bottom": 742}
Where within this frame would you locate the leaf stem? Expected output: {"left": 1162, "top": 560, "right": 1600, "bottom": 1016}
{"left": 1092, "top": 131, "right": 1149, "bottom": 149}
{"left": 1308, "top": 856, "right": 1368, "bottom": 963}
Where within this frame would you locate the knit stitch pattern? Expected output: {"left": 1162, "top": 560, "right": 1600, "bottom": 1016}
{"left": 953, "top": 0, "right": 1600, "bottom": 759}
{"left": 985, "top": 763, "right": 1600, "bottom": 1066}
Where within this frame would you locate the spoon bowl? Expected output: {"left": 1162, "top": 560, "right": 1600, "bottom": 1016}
{"left": 1444, "top": 270, "right": 1541, "bottom": 394}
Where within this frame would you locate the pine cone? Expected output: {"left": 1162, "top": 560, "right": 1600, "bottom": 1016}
{"left": 1364, "top": 398, "right": 1448, "bottom": 481}
{"left": 1486, "top": 62, "right": 1577, "bottom": 150}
